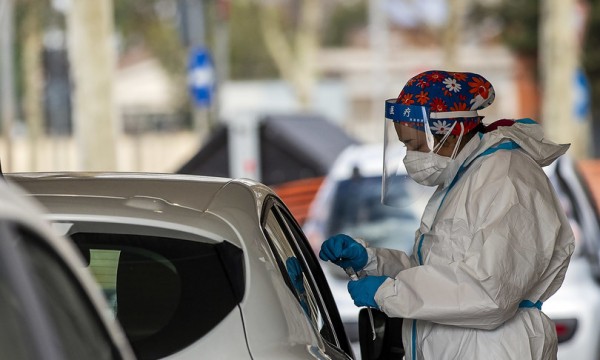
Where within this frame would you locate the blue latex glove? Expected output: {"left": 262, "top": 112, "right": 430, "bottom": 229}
{"left": 347, "top": 275, "right": 389, "bottom": 308}
{"left": 286, "top": 257, "right": 305, "bottom": 293}
{"left": 319, "top": 234, "right": 368, "bottom": 272}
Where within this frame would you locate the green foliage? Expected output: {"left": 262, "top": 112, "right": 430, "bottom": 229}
{"left": 228, "top": 1, "right": 278, "bottom": 79}
{"left": 470, "top": 0, "right": 539, "bottom": 57}
{"left": 322, "top": 0, "right": 367, "bottom": 47}
{"left": 471, "top": 0, "right": 600, "bottom": 113}
{"left": 113, "top": 0, "right": 185, "bottom": 77}
{"left": 14, "top": 0, "right": 55, "bottom": 120}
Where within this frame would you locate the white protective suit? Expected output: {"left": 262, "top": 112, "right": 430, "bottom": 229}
{"left": 364, "top": 119, "right": 575, "bottom": 360}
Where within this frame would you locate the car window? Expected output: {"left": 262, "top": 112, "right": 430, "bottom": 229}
{"left": 71, "top": 232, "right": 244, "bottom": 360}
{"left": 262, "top": 200, "right": 352, "bottom": 359}
{"left": 17, "top": 226, "right": 118, "bottom": 360}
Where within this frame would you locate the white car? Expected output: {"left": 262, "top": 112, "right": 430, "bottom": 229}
{"left": 304, "top": 143, "right": 600, "bottom": 360}
{"left": 10, "top": 173, "right": 358, "bottom": 360}
{"left": 541, "top": 155, "right": 600, "bottom": 360}
{"left": 0, "top": 178, "right": 135, "bottom": 360}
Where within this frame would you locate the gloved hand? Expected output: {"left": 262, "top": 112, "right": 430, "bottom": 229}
{"left": 347, "top": 275, "right": 389, "bottom": 308}
{"left": 286, "top": 257, "right": 305, "bottom": 294}
{"left": 319, "top": 234, "right": 368, "bottom": 272}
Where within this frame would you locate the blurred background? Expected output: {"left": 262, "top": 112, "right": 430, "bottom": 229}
{"left": 1, "top": 0, "right": 599, "bottom": 218}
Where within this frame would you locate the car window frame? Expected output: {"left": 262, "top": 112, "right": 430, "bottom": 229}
{"left": 260, "top": 196, "right": 354, "bottom": 359}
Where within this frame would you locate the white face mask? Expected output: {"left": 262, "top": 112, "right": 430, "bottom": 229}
{"left": 403, "top": 150, "right": 453, "bottom": 186}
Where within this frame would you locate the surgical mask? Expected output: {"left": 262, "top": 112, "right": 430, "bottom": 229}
{"left": 403, "top": 150, "right": 453, "bottom": 186}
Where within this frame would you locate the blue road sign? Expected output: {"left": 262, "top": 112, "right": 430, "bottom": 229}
{"left": 188, "top": 47, "right": 215, "bottom": 108}
{"left": 574, "top": 68, "right": 590, "bottom": 122}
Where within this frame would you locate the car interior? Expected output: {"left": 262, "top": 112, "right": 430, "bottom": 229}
{"left": 72, "top": 232, "right": 244, "bottom": 360}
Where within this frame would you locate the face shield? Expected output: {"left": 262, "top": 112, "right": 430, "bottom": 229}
{"left": 382, "top": 99, "right": 474, "bottom": 207}
{"left": 383, "top": 100, "right": 435, "bottom": 208}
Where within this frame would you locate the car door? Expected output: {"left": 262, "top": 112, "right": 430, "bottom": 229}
{"left": 261, "top": 196, "right": 355, "bottom": 359}
{"left": 0, "top": 220, "right": 130, "bottom": 360}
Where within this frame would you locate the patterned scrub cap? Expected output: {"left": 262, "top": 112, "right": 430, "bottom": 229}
{"left": 394, "top": 70, "right": 495, "bottom": 136}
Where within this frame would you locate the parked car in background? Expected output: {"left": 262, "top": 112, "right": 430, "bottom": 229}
{"left": 10, "top": 173, "right": 356, "bottom": 360}
{"left": 0, "top": 179, "right": 134, "bottom": 360}
{"left": 304, "top": 143, "right": 600, "bottom": 360}
{"left": 542, "top": 155, "right": 600, "bottom": 360}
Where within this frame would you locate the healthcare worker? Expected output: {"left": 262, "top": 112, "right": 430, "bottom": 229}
{"left": 320, "top": 70, "right": 575, "bottom": 359}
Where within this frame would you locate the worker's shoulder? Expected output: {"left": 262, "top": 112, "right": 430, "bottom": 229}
{"left": 471, "top": 148, "right": 549, "bottom": 187}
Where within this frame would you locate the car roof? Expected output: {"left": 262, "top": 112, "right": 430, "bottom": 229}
{"left": 8, "top": 172, "right": 276, "bottom": 248}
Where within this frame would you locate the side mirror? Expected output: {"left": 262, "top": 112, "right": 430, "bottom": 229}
{"left": 358, "top": 308, "right": 404, "bottom": 360}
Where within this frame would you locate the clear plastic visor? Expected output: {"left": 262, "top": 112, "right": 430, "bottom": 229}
{"left": 382, "top": 101, "right": 440, "bottom": 208}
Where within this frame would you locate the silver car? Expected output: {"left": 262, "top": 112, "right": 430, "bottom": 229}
{"left": 10, "top": 173, "right": 357, "bottom": 360}
{"left": 1, "top": 179, "right": 135, "bottom": 360}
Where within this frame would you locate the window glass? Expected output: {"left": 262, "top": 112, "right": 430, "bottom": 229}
{"left": 18, "top": 227, "right": 117, "bottom": 360}
{"left": 88, "top": 249, "right": 120, "bottom": 318}
{"left": 72, "top": 233, "right": 242, "bottom": 360}
{"left": 272, "top": 204, "right": 353, "bottom": 359}
{"left": 263, "top": 207, "right": 340, "bottom": 349}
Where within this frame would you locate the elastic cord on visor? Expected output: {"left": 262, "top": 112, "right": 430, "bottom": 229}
{"left": 433, "top": 121, "right": 457, "bottom": 153}
{"left": 450, "top": 122, "right": 465, "bottom": 159}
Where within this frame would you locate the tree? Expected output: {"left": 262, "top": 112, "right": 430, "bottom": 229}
{"left": 66, "top": 0, "right": 118, "bottom": 170}
{"left": 470, "top": 0, "right": 541, "bottom": 119}
{"left": 114, "top": 0, "right": 186, "bottom": 78}
{"left": 15, "top": 0, "right": 43, "bottom": 170}
{"left": 228, "top": 0, "right": 323, "bottom": 109}
{"left": 470, "top": 0, "right": 595, "bottom": 158}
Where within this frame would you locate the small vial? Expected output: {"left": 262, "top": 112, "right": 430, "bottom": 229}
{"left": 344, "top": 267, "right": 359, "bottom": 281}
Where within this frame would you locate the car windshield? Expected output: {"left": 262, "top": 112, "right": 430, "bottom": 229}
{"left": 327, "top": 175, "right": 428, "bottom": 253}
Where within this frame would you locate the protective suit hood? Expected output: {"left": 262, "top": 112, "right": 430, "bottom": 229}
{"left": 474, "top": 118, "right": 570, "bottom": 167}
{"left": 439, "top": 119, "right": 571, "bottom": 190}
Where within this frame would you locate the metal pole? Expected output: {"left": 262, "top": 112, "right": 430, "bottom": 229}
{"left": 444, "top": 0, "right": 468, "bottom": 69}
{"left": 66, "top": 0, "right": 118, "bottom": 170}
{"left": 213, "top": 0, "right": 229, "bottom": 125}
{"left": 0, "top": 0, "right": 16, "bottom": 171}
{"left": 369, "top": 0, "right": 388, "bottom": 133}
{"left": 181, "top": 0, "right": 211, "bottom": 139}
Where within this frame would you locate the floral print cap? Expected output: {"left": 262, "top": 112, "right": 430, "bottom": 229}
{"left": 395, "top": 70, "right": 495, "bottom": 136}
